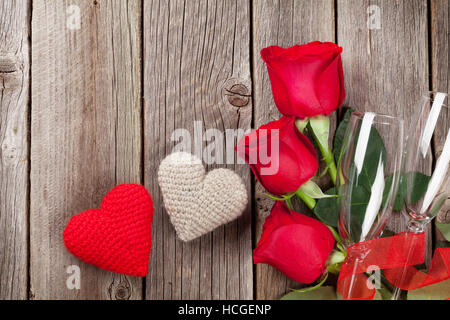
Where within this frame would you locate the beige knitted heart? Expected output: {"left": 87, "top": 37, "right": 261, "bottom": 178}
{"left": 158, "top": 152, "right": 248, "bottom": 242}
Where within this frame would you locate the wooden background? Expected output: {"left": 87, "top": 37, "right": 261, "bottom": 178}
{"left": 0, "top": 0, "right": 448, "bottom": 300}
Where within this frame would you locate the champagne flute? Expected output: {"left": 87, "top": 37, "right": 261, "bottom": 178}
{"left": 403, "top": 92, "right": 449, "bottom": 231}
{"left": 338, "top": 112, "right": 404, "bottom": 246}
{"left": 337, "top": 112, "right": 404, "bottom": 298}
{"left": 392, "top": 92, "right": 449, "bottom": 299}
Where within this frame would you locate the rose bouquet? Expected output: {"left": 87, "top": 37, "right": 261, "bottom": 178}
{"left": 236, "top": 41, "right": 349, "bottom": 298}
{"left": 237, "top": 41, "right": 450, "bottom": 300}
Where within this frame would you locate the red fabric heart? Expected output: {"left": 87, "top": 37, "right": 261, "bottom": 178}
{"left": 63, "top": 184, "right": 154, "bottom": 277}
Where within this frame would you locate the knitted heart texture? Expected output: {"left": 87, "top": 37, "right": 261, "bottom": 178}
{"left": 63, "top": 184, "right": 154, "bottom": 277}
{"left": 158, "top": 152, "right": 248, "bottom": 242}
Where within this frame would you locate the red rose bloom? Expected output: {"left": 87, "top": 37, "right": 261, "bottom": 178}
{"left": 237, "top": 116, "right": 318, "bottom": 196}
{"left": 261, "top": 41, "right": 345, "bottom": 119}
{"left": 254, "top": 202, "right": 335, "bottom": 284}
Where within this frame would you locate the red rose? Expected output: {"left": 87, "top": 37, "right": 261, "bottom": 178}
{"left": 261, "top": 41, "right": 345, "bottom": 119}
{"left": 237, "top": 116, "right": 318, "bottom": 196}
{"left": 254, "top": 202, "right": 335, "bottom": 284}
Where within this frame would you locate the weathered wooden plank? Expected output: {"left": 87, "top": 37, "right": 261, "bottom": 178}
{"left": 337, "top": 0, "right": 431, "bottom": 255}
{"left": 253, "top": 0, "right": 335, "bottom": 300}
{"left": 144, "top": 0, "right": 253, "bottom": 300}
{"left": 0, "top": 0, "right": 30, "bottom": 300}
{"left": 431, "top": 0, "right": 450, "bottom": 234}
{"left": 30, "top": 0, "right": 142, "bottom": 299}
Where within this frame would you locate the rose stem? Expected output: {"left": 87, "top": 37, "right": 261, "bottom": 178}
{"left": 296, "top": 190, "right": 316, "bottom": 210}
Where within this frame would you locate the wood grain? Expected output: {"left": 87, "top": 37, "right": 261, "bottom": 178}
{"left": 431, "top": 0, "right": 450, "bottom": 234}
{"left": 0, "top": 0, "right": 444, "bottom": 300}
{"left": 0, "top": 0, "right": 30, "bottom": 300}
{"left": 143, "top": 0, "right": 253, "bottom": 300}
{"left": 30, "top": 0, "right": 142, "bottom": 299}
{"left": 253, "top": 0, "right": 335, "bottom": 300}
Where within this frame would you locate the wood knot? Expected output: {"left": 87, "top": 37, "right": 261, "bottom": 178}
{"left": 108, "top": 276, "right": 132, "bottom": 300}
{"left": 224, "top": 83, "right": 250, "bottom": 107}
{"left": 0, "top": 54, "right": 23, "bottom": 88}
{"left": 114, "top": 286, "right": 131, "bottom": 300}
{"left": 0, "top": 54, "right": 19, "bottom": 73}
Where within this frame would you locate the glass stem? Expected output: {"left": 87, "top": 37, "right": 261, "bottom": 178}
{"left": 391, "top": 219, "right": 426, "bottom": 300}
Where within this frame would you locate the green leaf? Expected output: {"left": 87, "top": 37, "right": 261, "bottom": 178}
{"left": 327, "top": 250, "right": 346, "bottom": 265}
{"left": 313, "top": 187, "right": 339, "bottom": 227}
{"left": 347, "top": 186, "right": 372, "bottom": 238}
{"left": 335, "top": 110, "right": 386, "bottom": 192}
{"left": 281, "top": 286, "right": 337, "bottom": 300}
{"left": 335, "top": 290, "right": 384, "bottom": 300}
{"left": 299, "top": 180, "right": 338, "bottom": 199}
{"left": 437, "top": 223, "right": 450, "bottom": 242}
{"left": 350, "top": 127, "right": 386, "bottom": 192}
{"left": 295, "top": 118, "right": 309, "bottom": 133}
{"left": 384, "top": 172, "right": 431, "bottom": 212}
{"left": 436, "top": 241, "right": 450, "bottom": 248}
{"left": 327, "top": 263, "right": 341, "bottom": 275}
{"left": 404, "top": 172, "right": 431, "bottom": 204}
{"left": 333, "top": 108, "right": 354, "bottom": 164}
{"left": 309, "top": 115, "right": 331, "bottom": 155}
{"left": 407, "top": 279, "right": 450, "bottom": 300}
{"left": 313, "top": 185, "right": 371, "bottom": 234}
{"left": 383, "top": 175, "right": 402, "bottom": 211}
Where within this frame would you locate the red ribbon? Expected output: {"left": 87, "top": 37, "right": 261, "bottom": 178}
{"left": 337, "top": 233, "right": 450, "bottom": 299}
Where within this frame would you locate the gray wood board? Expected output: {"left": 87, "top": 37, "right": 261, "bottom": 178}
{"left": 0, "top": 0, "right": 30, "bottom": 300}
{"left": 431, "top": 0, "right": 450, "bottom": 235}
{"left": 143, "top": 0, "right": 253, "bottom": 300}
{"left": 30, "top": 0, "right": 142, "bottom": 299}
